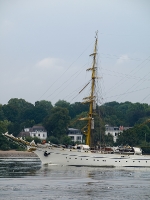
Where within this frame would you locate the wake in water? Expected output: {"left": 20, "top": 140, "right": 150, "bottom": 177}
{"left": 0, "top": 158, "right": 41, "bottom": 178}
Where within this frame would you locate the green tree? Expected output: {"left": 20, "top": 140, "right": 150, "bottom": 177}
{"left": 34, "top": 100, "right": 53, "bottom": 123}
{"left": 20, "top": 120, "right": 35, "bottom": 131}
{"left": 60, "top": 135, "right": 73, "bottom": 146}
{"left": 3, "top": 98, "right": 34, "bottom": 123}
{"left": 126, "top": 103, "right": 147, "bottom": 126}
{"left": 46, "top": 136, "right": 60, "bottom": 144}
{"left": 25, "top": 136, "right": 41, "bottom": 144}
{"left": 0, "top": 120, "right": 10, "bottom": 133}
{"left": 116, "top": 121, "right": 150, "bottom": 147}
{"left": 70, "top": 112, "right": 88, "bottom": 130}
{"left": 35, "top": 100, "right": 53, "bottom": 113}
{"left": 0, "top": 104, "right": 5, "bottom": 120}
{"left": 92, "top": 114, "right": 106, "bottom": 147}
{"left": 2, "top": 104, "right": 19, "bottom": 122}
{"left": 0, "top": 120, "right": 20, "bottom": 150}
{"left": 103, "top": 133, "right": 114, "bottom": 146}
{"left": 55, "top": 100, "right": 89, "bottom": 119}
{"left": 116, "top": 128, "right": 138, "bottom": 146}
{"left": 7, "top": 122, "right": 21, "bottom": 137}
{"left": 69, "top": 102, "right": 88, "bottom": 119}
{"left": 33, "top": 106, "right": 48, "bottom": 124}
{"left": 44, "top": 107, "right": 71, "bottom": 138}
{"left": 55, "top": 100, "right": 70, "bottom": 109}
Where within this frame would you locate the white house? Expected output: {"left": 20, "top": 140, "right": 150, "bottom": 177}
{"left": 105, "top": 125, "right": 131, "bottom": 142}
{"left": 68, "top": 128, "right": 83, "bottom": 143}
{"left": 23, "top": 125, "right": 47, "bottom": 140}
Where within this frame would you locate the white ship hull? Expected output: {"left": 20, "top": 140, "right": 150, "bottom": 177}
{"left": 34, "top": 147, "right": 150, "bottom": 167}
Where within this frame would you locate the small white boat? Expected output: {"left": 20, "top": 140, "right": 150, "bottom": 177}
{"left": 3, "top": 32, "right": 150, "bottom": 167}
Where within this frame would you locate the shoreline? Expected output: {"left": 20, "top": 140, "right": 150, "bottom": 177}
{"left": 0, "top": 150, "right": 38, "bottom": 158}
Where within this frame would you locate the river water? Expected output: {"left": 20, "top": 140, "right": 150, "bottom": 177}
{"left": 0, "top": 158, "right": 150, "bottom": 200}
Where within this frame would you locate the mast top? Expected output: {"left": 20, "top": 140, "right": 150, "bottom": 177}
{"left": 95, "top": 30, "right": 98, "bottom": 39}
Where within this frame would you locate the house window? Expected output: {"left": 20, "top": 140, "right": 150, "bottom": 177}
{"left": 38, "top": 134, "right": 40, "bottom": 137}
{"left": 77, "top": 136, "right": 81, "bottom": 141}
{"left": 43, "top": 134, "right": 45, "bottom": 137}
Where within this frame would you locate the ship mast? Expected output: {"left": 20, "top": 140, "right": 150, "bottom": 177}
{"left": 80, "top": 31, "right": 98, "bottom": 147}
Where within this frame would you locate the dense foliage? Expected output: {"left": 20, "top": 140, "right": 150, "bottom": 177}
{"left": 0, "top": 98, "right": 150, "bottom": 150}
{"left": 99, "top": 101, "right": 150, "bottom": 149}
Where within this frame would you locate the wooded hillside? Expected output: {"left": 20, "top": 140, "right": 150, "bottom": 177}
{"left": 0, "top": 98, "right": 150, "bottom": 150}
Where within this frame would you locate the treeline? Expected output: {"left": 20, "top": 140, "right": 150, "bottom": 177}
{"left": 0, "top": 98, "right": 88, "bottom": 150}
{"left": 0, "top": 98, "right": 150, "bottom": 150}
{"left": 100, "top": 101, "right": 150, "bottom": 152}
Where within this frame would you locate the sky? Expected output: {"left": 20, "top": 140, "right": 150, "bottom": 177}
{"left": 0, "top": 0, "right": 150, "bottom": 106}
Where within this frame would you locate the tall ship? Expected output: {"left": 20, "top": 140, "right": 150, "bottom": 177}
{"left": 3, "top": 32, "right": 150, "bottom": 167}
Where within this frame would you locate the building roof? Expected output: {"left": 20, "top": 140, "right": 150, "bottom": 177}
{"left": 68, "top": 128, "right": 82, "bottom": 135}
{"left": 18, "top": 132, "right": 30, "bottom": 137}
{"left": 29, "top": 125, "right": 46, "bottom": 132}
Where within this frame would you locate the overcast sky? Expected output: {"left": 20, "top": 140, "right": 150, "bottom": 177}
{"left": 0, "top": 0, "right": 150, "bottom": 106}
